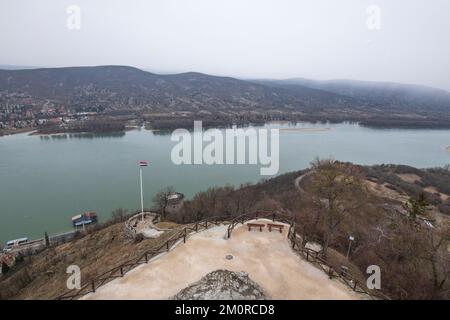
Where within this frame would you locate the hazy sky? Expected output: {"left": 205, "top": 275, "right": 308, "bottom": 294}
{"left": 1, "top": 0, "right": 449, "bottom": 90}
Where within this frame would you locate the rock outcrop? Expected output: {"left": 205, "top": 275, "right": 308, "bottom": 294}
{"left": 171, "top": 270, "right": 267, "bottom": 300}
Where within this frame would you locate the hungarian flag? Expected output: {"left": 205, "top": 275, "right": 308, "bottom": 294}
{"left": 139, "top": 160, "right": 148, "bottom": 167}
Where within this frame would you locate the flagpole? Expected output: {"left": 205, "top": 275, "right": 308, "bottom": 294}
{"left": 140, "top": 166, "right": 144, "bottom": 221}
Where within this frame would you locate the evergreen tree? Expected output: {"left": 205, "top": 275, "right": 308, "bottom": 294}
{"left": 44, "top": 231, "right": 50, "bottom": 247}
{"left": 1, "top": 261, "right": 9, "bottom": 274}
{"left": 404, "top": 192, "right": 428, "bottom": 220}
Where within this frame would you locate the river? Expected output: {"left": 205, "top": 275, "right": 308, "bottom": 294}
{"left": 0, "top": 122, "right": 449, "bottom": 243}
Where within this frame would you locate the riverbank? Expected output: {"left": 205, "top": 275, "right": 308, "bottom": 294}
{"left": 3, "top": 117, "right": 450, "bottom": 139}
{"left": 0, "top": 127, "right": 36, "bottom": 137}
{"left": 279, "top": 127, "right": 330, "bottom": 132}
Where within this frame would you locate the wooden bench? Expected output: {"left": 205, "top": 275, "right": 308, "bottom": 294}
{"left": 247, "top": 223, "right": 265, "bottom": 232}
{"left": 267, "top": 223, "right": 284, "bottom": 233}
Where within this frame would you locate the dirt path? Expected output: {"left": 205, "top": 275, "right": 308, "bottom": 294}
{"left": 83, "top": 220, "right": 362, "bottom": 300}
{"left": 294, "top": 171, "right": 311, "bottom": 194}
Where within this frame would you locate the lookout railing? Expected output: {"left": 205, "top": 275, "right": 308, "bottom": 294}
{"left": 226, "top": 210, "right": 292, "bottom": 238}
{"left": 57, "top": 212, "right": 389, "bottom": 300}
{"left": 124, "top": 211, "right": 161, "bottom": 238}
{"left": 286, "top": 224, "right": 390, "bottom": 300}
{"left": 56, "top": 215, "right": 230, "bottom": 300}
{"left": 226, "top": 212, "right": 389, "bottom": 299}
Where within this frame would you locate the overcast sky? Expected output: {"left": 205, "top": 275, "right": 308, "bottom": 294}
{"left": 1, "top": 0, "right": 449, "bottom": 90}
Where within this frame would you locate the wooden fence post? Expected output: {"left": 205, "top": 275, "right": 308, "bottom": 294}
{"left": 91, "top": 280, "right": 96, "bottom": 293}
{"left": 306, "top": 251, "right": 309, "bottom": 261}
{"left": 183, "top": 228, "right": 186, "bottom": 243}
{"left": 272, "top": 213, "right": 275, "bottom": 222}
{"left": 195, "top": 223, "right": 198, "bottom": 232}
{"left": 353, "top": 280, "right": 358, "bottom": 291}
{"left": 166, "top": 241, "right": 170, "bottom": 251}
{"left": 328, "top": 267, "right": 334, "bottom": 279}
{"left": 145, "top": 253, "right": 148, "bottom": 263}
{"left": 120, "top": 266, "right": 124, "bottom": 277}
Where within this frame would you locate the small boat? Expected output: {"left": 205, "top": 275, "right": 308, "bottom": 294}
{"left": 71, "top": 212, "right": 98, "bottom": 228}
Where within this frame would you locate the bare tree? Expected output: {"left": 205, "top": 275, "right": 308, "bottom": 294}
{"left": 111, "top": 208, "right": 128, "bottom": 222}
{"left": 309, "top": 158, "right": 366, "bottom": 256}
{"left": 152, "top": 186, "right": 175, "bottom": 219}
{"left": 421, "top": 221, "right": 450, "bottom": 298}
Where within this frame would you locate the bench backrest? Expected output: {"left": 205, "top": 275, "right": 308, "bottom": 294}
{"left": 267, "top": 224, "right": 284, "bottom": 228}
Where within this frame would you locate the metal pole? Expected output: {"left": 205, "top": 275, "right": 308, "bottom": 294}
{"left": 346, "top": 239, "right": 353, "bottom": 259}
{"left": 140, "top": 166, "right": 144, "bottom": 221}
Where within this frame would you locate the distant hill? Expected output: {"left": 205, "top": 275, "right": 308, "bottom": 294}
{"left": 0, "top": 65, "right": 39, "bottom": 70}
{"left": 0, "top": 66, "right": 359, "bottom": 112}
{"left": 258, "top": 78, "right": 450, "bottom": 116}
{"left": 1, "top": 65, "right": 450, "bottom": 125}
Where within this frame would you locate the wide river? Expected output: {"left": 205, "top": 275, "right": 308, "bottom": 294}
{"left": 0, "top": 122, "right": 449, "bottom": 244}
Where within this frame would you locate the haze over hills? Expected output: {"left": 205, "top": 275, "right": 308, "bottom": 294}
{"left": 1, "top": 65, "right": 450, "bottom": 129}
{"left": 0, "top": 65, "right": 39, "bottom": 70}
{"left": 259, "top": 78, "right": 450, "bottom": 115}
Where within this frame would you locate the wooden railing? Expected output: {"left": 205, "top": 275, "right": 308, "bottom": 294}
{"left": 286, "top": 223, "right": 390, "bottom": 300}
{"left": 226, "top": 210, "right": 292, "bottom": 238}
{"left": 124, "top": 212, "right": 161, "bottom": 238}
{"left": 226, "top": 212, "right": 389, "bottom": 300}
{"left": 56, "top": 215, "right": 230, "bottom": 300}
{"left": 57, "top": 211, "right": 389, "bottom": 300}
